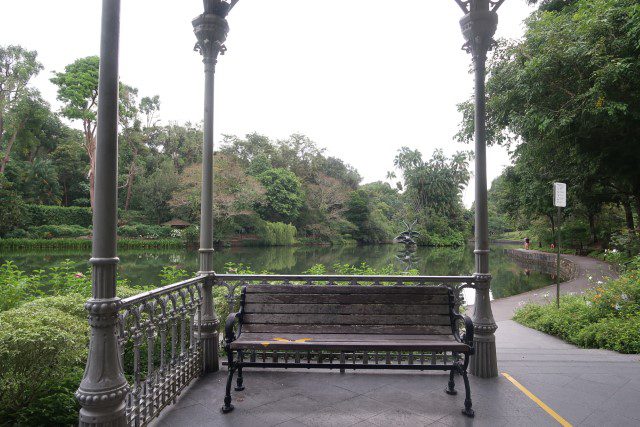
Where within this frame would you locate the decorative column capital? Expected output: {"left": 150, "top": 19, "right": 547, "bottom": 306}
{"left": 192, "top": 13, "right": 229, "bottom": 65}
{"left": 459, "top": 1, "right": 499, "bottom": 62}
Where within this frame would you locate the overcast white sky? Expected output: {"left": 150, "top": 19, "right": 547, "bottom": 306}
{"left": 1, "top": 0, "right": 534, "bottom": 206}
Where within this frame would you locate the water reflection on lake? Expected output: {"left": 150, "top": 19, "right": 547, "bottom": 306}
{"left": 0, "top": 244, "right": 552, "bottom": 301}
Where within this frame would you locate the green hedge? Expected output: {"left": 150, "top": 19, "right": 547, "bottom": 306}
{"left": 24, "top": 205, "right": 93, "bottom": 228}
{"left": 0, "top": 238, "right": 184, "bottom": 250}
{"left": 27, "top": 225, "right": 91, "bottom": 239}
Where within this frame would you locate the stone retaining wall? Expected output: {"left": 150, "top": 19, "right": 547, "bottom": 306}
{"left": 504, "top": 249, "right": 579, "bottom": 282}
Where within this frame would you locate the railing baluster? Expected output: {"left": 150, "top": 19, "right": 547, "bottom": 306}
{"left": 146, "top": 322, "right": 155, "bottom": 421}
{"left": 133, "top": 330, "right": 142, "bottom": 427}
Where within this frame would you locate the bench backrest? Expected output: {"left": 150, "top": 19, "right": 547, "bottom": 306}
{"left": 240, "top": 285, "right": 455, "bottom": 336}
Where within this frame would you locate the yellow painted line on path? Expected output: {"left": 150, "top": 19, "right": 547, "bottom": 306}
{"left": 501, "top": 372, "right": 572, "bottom": 427}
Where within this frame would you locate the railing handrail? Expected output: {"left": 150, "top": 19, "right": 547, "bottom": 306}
{"left": 121, "top": 275, "right": 207, "bottom": 308}
{"left": 214, "top": 274, "right": 477, "bottom": 283}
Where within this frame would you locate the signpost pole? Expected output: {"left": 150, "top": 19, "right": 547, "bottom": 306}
{"left": 556, "top": 206, "right": 561, "bottom": 308}
{"left": 553, "top": 182, "right": 566, "bottom": 309}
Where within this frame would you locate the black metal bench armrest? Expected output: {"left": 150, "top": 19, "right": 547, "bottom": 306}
{"left": 224, "top": 312, "right": 242, "bottom": 346}
{"left": 453, "top": 313, "right": 474, "bottom": 353}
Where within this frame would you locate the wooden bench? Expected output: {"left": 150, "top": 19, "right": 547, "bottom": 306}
{"left": 222, "top": 284, "right": 475, "bottom": 417}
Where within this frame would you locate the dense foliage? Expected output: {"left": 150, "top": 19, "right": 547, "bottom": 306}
{"left": 0, "top": 260, "right": 149, "bottom": 425}
{"left": 389, "top": 148, "right": 472, "bottom": 246}
{"left": 459, "top": 0, "right": 640, "bottom": 254}
{"left": 514, "top": 258, "right": 640, "bottom": 353}
{"left": 1, "top": 46, "right": 472, "bottom": 247}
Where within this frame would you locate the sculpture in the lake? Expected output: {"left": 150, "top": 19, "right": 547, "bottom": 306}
{"left": 394, "top": 220, "right": 420, "bottom": 246}
{"left": 394, "top": 220, "right": 421, "bottom": 271}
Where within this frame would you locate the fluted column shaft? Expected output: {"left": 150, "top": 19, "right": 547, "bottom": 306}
{"left": 193, "top": 11, "right": 229, "bottom": 373}
{"left": 76, "top": 0, "right": 129, "bottom": 424}
{"left": 459, "top": 0, "right": 499, "bottom": 378}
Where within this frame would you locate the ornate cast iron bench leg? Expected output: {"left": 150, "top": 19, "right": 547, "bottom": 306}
{"left": 460, "top": 355, "right": 474, "bottom": 418}
{"left": 235, "top": 350, "right": 245, "bottom": 391}
{"left": 222, "top": 349, "right": 236, "bottom": 413}
{"left": 445, "top": 367, "right": 457, "bottom": 396}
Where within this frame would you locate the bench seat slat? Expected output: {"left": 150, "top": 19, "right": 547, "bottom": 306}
{"left": 237, "top": 333, "right": 458, "bottom": 342}
{"left": 242, "top": 323, "right": 452, "bottom": 335}
{"left": 231, "top": 334, "right": 468, "bottom": 352}
{"left": 245, "top": 303, "right": 450, "bottom": 315}
{"left": 242, "top": 313, "right": 452, "bottom": 326}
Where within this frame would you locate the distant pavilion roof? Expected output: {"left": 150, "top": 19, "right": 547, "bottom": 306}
{"left": 162, "top": 219, "right": 191, "bottom": 228}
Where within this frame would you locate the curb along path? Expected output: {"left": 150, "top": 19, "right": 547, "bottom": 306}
{"left": 491, "top": 249, "right": 618, "bottom": 321}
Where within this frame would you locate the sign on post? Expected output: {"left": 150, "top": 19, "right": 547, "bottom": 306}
{"left": 553, "top": 182, "right": 567, "bottom": 207}
{"left": 553, "top": 182, "right": 566, "bottom": 308}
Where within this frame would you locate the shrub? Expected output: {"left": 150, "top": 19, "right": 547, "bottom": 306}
{"left": 4, "top": 228, "right": 28, "bottom": 238}
{"left": 332, "top": 262, "right": 419, "bottom": 276}
{"left": 514, "top": 261, "right": 640, "bottom": 354}
{"left": 23, "top": 204, "right": 93, "bottom": 228}
{"left": 118, "top": 223, "right": 173, "bottom": 239}
{"left": 0, "top": 261, "right": 41, "bottom": 311}
{"left": 182, "top": 225, "right": 200, "bottom": 246}
{"left": 27, "top": 224, "right": 91, "bottom": 239}
{"left": 0, "top": 303, "right": 87, "bottom": 425}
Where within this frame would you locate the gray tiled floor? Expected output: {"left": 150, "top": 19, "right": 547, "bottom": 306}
{"left": 152, "top": 321, "right": 640, "bottom": 426}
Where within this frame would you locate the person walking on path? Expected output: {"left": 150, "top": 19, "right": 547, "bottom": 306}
{"left": 524, "top": 237, "right": 530, "bottom": 250}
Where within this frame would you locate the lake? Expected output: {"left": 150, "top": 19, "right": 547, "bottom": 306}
{"left": 0, "top": 243, "right": 552, "bottom": 301}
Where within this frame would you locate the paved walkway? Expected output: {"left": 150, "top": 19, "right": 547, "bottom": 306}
{"left": 152, "top": 320, "right": 640, "bottom": 426}
{"left": 152, "top": 253, "right": 638, "bottom": 426}
{"left": 491, "top": 250, "right": 618, "bottom": 321}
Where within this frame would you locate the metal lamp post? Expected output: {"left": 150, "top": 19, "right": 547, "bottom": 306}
{"left": 192, "top": 0, "right": 238, "bottom": 372}
{"left": 454, "top": 0, "right": 505, "bottom": 378}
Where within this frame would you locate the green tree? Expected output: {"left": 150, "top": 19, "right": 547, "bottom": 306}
{"left": 50, "top": 56, "right": 99, "bottom": 206}
{"left": 392, "top": 148, "right": 471, "bottom": 245}
{"left": 0, "top": 175, "right": 25, "bottom": 236}
{"left": 0, "top": 45, "right": 43, "bottom": 174}
{"left": 255, "top": 168, "right": 304, "bottom": 224}
{"left": 51, "top": 57, "right": 137, "bottom": 208}
{"left": 130, "top": 160, "right": 179, "bottom": 223}
{"left": 459, "top": 0, "right": 640, "bottom": 247}
{"left": 50, "top": 134, "right": 89, "bottom": 206}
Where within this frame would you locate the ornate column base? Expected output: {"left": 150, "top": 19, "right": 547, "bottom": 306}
{"left": 470, "top": 273, "right": 498, "bottom": 378}
{"left": 470, "top": 325, "right": 498, "bottom": 378}
{"left": 201, "top": 326, "right": 220, "bottom": 373}
{"left": 199, "top": 275, "right": 220, "bottom": 373}
{"left": 78, "top": 396, "right": 128, "bottom": 427}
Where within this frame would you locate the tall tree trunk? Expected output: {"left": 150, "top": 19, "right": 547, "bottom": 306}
{"left": 89, "top": 153, "right": 95, "bottom": 209}
{"left": 124, "top": 161, "right": 136, "bottom": 211}
{"left": 84, "top": 128, "right": 96, "bottom": 209}
{"left": 0, "top": 128, "right": 20, "bottom": 174}
{"left": 635, "top": 193, "right": 640, "bottom": 231}
{"left": 623, "top": 198, "right": 635, "bottom": 231}
{"left": 588, "top": 212, "right": 597, "bottom": 244}
{"left": 123, "top": 142, "right": 139, "bottom": 211}
{"left": 548, "top": 213, "right": 556, "bottom": 245}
